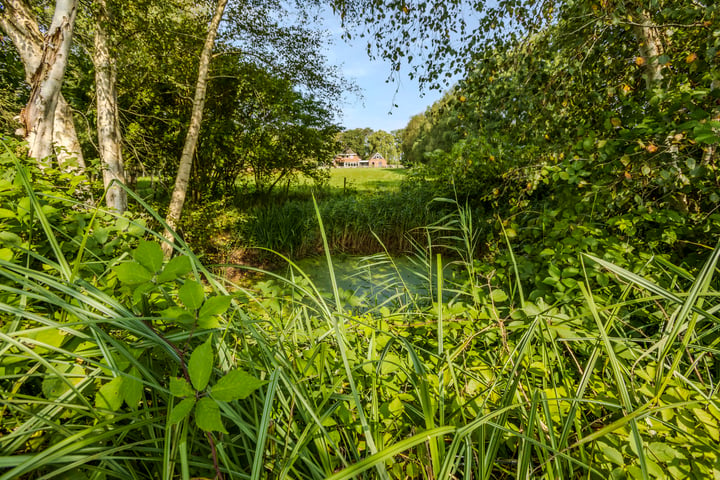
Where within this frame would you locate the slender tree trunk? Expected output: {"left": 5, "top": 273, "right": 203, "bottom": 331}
{"left": 632, "top": 10, "right": 665, "bottom": 91}
{"left": 701, "top": 111, "right": 719, "bottom": 167}
{"left": 52, "top": 95, "right": 85, "bottom": 171}
{"left": 93, "top": 0, "right": 127, "bottom": 212}
{"left": 162, "top": 0, "right": 229, "bottom": 256}
{"left": 5, "top": 0, "right": 80, "bottom": 166}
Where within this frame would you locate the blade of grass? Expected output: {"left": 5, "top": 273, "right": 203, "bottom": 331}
{"left": 579, "top": 282, "right": 648, "bottom": 480}
{"left": 250, "top": 368, "right": 280, "bottom": 480}
{"left": 324, "top": 426, "right": 455, "bottom": 480}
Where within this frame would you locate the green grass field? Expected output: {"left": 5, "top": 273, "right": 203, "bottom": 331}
{"left": 328, "top": 167, "right": 408, "bottom": 191}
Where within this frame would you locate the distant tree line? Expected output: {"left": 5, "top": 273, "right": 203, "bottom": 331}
{"left": 336, "top": 128, "right": 401, "bottom": 164}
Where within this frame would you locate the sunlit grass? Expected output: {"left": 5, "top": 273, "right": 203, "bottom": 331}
{"left": 287, "top": 167, "right": 409, "bottom": 192}
{"left": 326, "top": 167, "right": 408, "bottom": 191}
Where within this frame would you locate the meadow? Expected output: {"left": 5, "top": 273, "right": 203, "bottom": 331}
{"left": 2, "top": 0, "right": 718, "bottom": 477}
{"left": 326, "top": 167, "right": 408, "bottom": 192}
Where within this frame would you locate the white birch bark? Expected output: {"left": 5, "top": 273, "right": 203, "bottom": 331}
{"left": 11, "top": 0, "right": 79, "bottom": 166}
{"left": 162, "top": 0, "right": 228, "bottom": 256}
{"left": 632, "top": 10, "right": 665, "bottom": 91}
{"left": 52, "top": 96, "right": 85, "bottom": 171}
{"left": 0, "top": 0, "right": 85, "bottom": 170}
{"left": 93, "top": 0, "right": 127, "bottom": 212}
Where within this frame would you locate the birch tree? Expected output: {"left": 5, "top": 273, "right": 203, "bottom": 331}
{"left": 93, "top": 0, "right": 126, "bottom": 212}
{"left": 0, "top": 0, "right": 84, "bottom": 170}
{"left": 162, "top": 0, "right": 228, "bottom": 256}
{"left": 14, "top": 0, "right": 78, "bottom": 164}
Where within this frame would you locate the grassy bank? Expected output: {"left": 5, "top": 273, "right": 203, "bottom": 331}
{"left": 179, "top": 170, "right": 448, "bottom": 265}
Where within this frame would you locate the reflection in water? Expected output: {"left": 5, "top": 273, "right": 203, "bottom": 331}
{"left": 272, "top": 254, "right": 460, "bottom": 312}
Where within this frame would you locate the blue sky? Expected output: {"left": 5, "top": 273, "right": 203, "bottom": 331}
{"left": 320, "top": 11, "right": 451, "bottom": 133}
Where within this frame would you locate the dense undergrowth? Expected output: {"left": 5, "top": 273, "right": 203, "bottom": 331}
{"left": 1, "top": 141, "right": 720, "bottom": 479}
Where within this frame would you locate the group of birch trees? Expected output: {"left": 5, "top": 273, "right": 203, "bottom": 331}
{"left": 0, "top": 0, "right": 346, "bottom": 250}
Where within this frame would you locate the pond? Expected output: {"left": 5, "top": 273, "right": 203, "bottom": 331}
{"left": 267, "top": 253, "right": 463, "bottom": 311}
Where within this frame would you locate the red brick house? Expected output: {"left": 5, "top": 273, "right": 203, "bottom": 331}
{"left": 368, "top": 153, "right": 387, "bottom": 167}
{"left": 333, "top": 149, "right": 362, "bottom": 167}
{"left": 333, "top": 150, "right": 389, "bottom": 168}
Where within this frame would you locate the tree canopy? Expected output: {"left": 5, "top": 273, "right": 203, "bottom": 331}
{"left": 0, "top": 0, "right": 348, "bottom": 209}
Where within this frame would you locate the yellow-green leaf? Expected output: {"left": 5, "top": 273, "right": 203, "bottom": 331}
{"left": 188, "top": 337, "right": 213, "bottom": 391}
{"left": 157, "top": 255, "right": 193, "bottom": 283}
{"left": 211, "top": 369, "right": 266, "bottom": 402}
{"left": 195, "top": 397, "right": 227, "bottom": 433}
{"left": 170, "top": 376, "right": 194, "bottom": 397}
{"left": 132, "top": 240, "right": 164, "bottom": 273}
{"left": 123, "top": 368, "right": 143, "bottom": 409}
{"left": 114, "top": 262, "right": 153, "bottom": 285}
{"left": 96, "top": 377, "right": 124, "bottom": 412}
{"left": 199, "top": 295, "right": 232, "bottom": 317}
{"left": 169, "top": 397, "right": 195, "bottom": 425}
{"left": 179, "top": 280, "right": 205, "bottom": 310}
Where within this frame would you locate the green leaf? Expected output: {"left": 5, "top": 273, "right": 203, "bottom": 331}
{"left": 527, "top": 361, "right": 547, "bottom": 376}
{"left": 34, "top": 327, "right": 67, "bottom": 353}
{"left": 601, "top": 444, "right": 624, "bottom": 466}
{"left": 133, "top": 240, "right": 164, "bottom": 273}
{"left": 199, "top": 295, "right": 232, "bottom": 317}
{"left": 195, "top": 397, "right": 227, "bottom": 433}
{"left": 160, "top": 307, "right": 195, "bottom": 324}
{"left": 94, "top": 227, "right": 110, "bottom": 244}
{"left": 198, "top": 314, "right": 221, "bottom": 329}
{"left": 123, "top": 368, "right": 143, "bottom": 409}
{"left": 188, "top": 337, "right": 213, "bottom": 391}
{"left": 0, "top": 231, "right": 22, "bottom": 246}
{"left": 42, "top": 364, "right": 84, "bottom": 399}
{"left": 694, "top": 129, "right": 720, "bottom": 144}
{"left": 114, "top": 262, "right": 153, "bottom": 285}
{"left": 0, "top": 248, "right": 13, "bottom": 261}
{"left": 179, "top": 280, "right": 205, "bottom": 310}
{"left": 0, "top": 208, "right": 16, "bottom": 218}
{"left": 490, "top": 289, "right": 508, "bottom": 303}
{"left": 168, "top": 397, "right": 195, "bottom": 425}
{"left": 157, "top": 255, "right": 193, "bottom": 283}
{"left": 211, "top": 369, "right": 267, "bottom": 402}
{"left": 649, "top": 442, "right": 681, "bottom": 463}
{"left": 388, "top": 396, "right": 404, "bottom": 416}
{"left": 170, "top": 376, "right": 195, "bottom": 397}
{"left": 96, "top": 377, "right": 125, "bottom": 411}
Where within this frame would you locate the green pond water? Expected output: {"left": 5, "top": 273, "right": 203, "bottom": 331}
{"left": 268, "top": 254, "right": 460, "bottom": 308}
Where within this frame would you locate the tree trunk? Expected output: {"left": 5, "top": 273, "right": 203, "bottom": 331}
{"left": 162, "top": 0, "right": 229, "bottom": 257}
{"left": 52, "top": 95, "right": 85, "bottom": 171}
{"left": 1, "top": 1, "right": 85, "bottom": 170}
{"left": 93, "top": 0, "right": 127, "bottom": 212}
{"left": 632, "top": 10, "right": 665, "bottom": 91}
{"left": 3, "top": 0, "right": 81, "bottom": 167}
{"left": 701, "top": 111, "right": 719, "bottom": 167}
